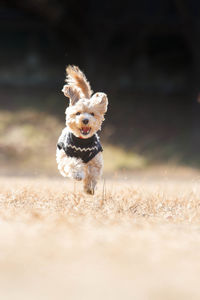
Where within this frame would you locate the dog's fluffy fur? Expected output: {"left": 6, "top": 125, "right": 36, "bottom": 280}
{"left": 56, "top": 65, "right": 108, "bottom": 194}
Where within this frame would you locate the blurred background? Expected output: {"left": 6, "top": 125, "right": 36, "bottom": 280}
{"left": 0, "top": 0, "right": 200, "bottom": 176}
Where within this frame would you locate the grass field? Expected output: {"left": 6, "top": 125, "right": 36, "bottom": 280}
{"left": 1, "top": 171, "right": 200, "bottom": 300}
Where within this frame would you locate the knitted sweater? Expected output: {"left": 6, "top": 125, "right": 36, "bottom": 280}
{"left": 57, "top": 128, "right": 103, "bottom": 163}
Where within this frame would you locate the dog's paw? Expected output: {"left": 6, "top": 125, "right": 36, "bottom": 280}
{"left": 73, "top": 171, "right": 84, "bottom": 181}
{"left": 85, "top": 187, "right": 95, "bottom": 195}
{"left": 84, "top": 184, "right": 95, "bottom": 195}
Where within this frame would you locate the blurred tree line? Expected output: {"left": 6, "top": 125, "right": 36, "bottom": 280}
{"left": 1, "top": 0, "right": 200, "bottom": 166}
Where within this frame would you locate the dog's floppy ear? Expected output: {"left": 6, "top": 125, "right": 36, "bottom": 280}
{"left": 62, "top": 85, "right": 81, "bottom": 105}
{"left": 90, "top": 92, "right": 108, "bottom": 114}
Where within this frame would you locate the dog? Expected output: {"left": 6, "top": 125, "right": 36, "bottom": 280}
{"left": 56, "top": 65, "right": 108, "bottom": 195}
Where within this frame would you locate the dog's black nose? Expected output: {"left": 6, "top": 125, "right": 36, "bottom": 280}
{"left": 82, "top": 119, "right": 89, "bottom": 124}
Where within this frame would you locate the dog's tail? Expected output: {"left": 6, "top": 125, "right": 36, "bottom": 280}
{"left": 65, "top": 65, "right": 93, "bottom": 99}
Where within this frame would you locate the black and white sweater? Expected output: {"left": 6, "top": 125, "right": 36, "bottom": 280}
{"left": 57, "top": 128, "right": 103, "bottom": 163}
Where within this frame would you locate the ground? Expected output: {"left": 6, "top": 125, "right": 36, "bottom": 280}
{"left": 0, "top": 170, "right": 200, "bottom": 300}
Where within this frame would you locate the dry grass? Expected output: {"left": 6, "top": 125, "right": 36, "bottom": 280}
{"left": 1, "top": 173, "right": 200, "bottom": 299}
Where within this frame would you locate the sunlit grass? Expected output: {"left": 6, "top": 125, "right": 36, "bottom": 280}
{"left": 0, "top": 109, "right": 198, "bottom": 176}
{"left": 103, "top": 144, "right": 147, "bottom": 172}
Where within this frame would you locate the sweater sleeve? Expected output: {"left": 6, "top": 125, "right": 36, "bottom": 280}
{"left": 57, "top": 127, "right": 68, "bottom": 149}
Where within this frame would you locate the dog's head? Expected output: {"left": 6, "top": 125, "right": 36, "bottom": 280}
{"left": 62, "top": 66, "right": 108, "bottom": 138}
{"left": 63, "top": 90, "right": 108, "bottom": 138}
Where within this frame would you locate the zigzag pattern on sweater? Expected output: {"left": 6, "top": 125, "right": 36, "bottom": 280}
{"left": 57, "top": 129, "right": 103, "bottom": 163}
{"left": 67, "top": 144, "right": 98, "bottom": 152}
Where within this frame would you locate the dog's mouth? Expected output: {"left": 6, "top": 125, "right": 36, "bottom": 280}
{"left": 80, "top": 127, "right": 91, "bottom": 136}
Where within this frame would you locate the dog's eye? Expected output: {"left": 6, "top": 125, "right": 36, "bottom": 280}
{"left": 91, "top": 113, "right": 94, "bottom": 116}
{"left": 76, "top": 112, "right": 80, "bottom": 116}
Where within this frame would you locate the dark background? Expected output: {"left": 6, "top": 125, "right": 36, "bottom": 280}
{"left": 1, "top": 0, "right": 200, "bottom": 169}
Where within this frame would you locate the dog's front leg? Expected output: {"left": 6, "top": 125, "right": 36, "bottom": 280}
{"left": 83, "top": 153, "right": 103, "bottom": 194}
{"left": 83, "top": 171, "right": 96, "bottom": 195}
{"left": 56, "top": 149, "right": 85, "bottom": 180}
{"left": 65, "top": 157, "right": 85, "bottom": 181}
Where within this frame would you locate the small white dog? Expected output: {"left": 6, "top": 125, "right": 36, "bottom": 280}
{"left": 56, "top": 65, "right": 108, "bottom": 194}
